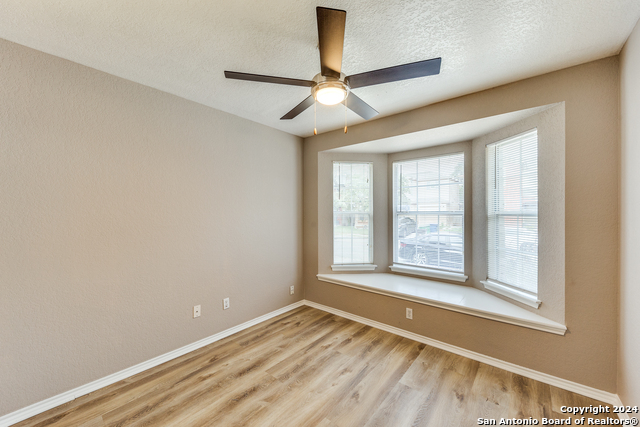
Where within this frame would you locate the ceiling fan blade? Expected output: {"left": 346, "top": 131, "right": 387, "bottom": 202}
{"left": 281, "top": 95, "right": 315, "bottom": 120}
{"left": 225, "top": 71, "right": 314, "bottom": 87}
{"left": 344, "top": 93, "right": 378, "bottom": 120}
{"left": 316, "top": 7, "right": 346, "bottom": 78}
{"left": 346, "top": 58, "right": 442, "bottom": 89}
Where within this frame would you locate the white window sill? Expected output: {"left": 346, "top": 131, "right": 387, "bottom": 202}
{"left": 389, "top": 264, "right": 468, "bottom": 283}
{"left": 481, "top": 280, "right": 541, "bottom": 309}
{"left": 316, "top": 273, "right": 566, "bottom": 335}
{"left": 331, "top": 264, "right": 377, "bottom": 272}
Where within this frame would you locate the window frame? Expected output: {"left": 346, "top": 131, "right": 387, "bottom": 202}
{"left": 482, "top": 128, "right": 540, "bottom": 308}
{"left": 331, "top": 161, "right": 374, "bottom": 267}
{"left": 390, "top": 152, "right": 467, "bottom": 282}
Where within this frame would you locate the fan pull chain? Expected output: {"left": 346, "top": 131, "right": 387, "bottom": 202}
{"left": 344, "top": 99, "right": 348, "bottom": 133}
{"left": 314, "top": 99, "right": 318, "bottom": 136}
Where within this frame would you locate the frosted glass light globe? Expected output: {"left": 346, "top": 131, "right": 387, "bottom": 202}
{"left": 315, "top": 86, "right": 347, "bottom": 105}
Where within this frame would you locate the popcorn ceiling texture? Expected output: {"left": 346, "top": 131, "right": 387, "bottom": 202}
{"left": 0, "top": 0, "right": 638, "bottom": 137}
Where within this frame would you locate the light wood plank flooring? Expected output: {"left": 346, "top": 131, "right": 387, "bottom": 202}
{"left": 14, "top": 306, "right": 614, "bottom": 427}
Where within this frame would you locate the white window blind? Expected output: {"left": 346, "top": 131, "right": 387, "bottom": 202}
{"left": 393, "top": 153, "right": 464, "bottom": 272}
{"left": 486, "top": 129, "right": 538, "bottom": 295}
{"left": 333, "top": 162, "right": 373, "bottom": 264}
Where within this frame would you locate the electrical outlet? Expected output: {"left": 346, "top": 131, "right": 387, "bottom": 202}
{"left": 290, "top": 285, "right": 295, "bottom": 295}
{"left": 406, "top": 308, "right": 413, "bottom": 320}
{"left": 193, "top": 305, "right": 201, "bottom": 318}
{"left": 223, "top": 298, "right": 230, "bottom": 310}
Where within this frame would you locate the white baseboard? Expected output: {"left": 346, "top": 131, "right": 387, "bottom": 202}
{"left": 0, "top": 300, "right": 305, "bottom": 427}
{"left": 304, "top": 300, "right": 623, "bottom": 410}
{"left": 1, "top": 298, "right": 626, "bottom": 426}
{"left": 611, "top": 395, "right": 631, "bottom": 420}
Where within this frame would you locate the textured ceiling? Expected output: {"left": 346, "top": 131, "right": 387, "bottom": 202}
{"left": 1, "top": 0, "right": 639, "bottom": 137}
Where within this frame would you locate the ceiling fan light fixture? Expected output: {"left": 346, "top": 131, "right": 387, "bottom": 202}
{"left": 312, "top": 81, "right": 348, "bottom": 105}
{"left": 224, "top": 7, "right": 440, "bottom": 122}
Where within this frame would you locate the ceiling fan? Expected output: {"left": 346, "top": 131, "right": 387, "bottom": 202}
{"left": 224, "top": 7, "right": 441, "bottom": 122}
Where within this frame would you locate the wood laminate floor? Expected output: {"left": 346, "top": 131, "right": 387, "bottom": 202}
{"left": 14, "top": 306, "right": 615, "bottom": 427}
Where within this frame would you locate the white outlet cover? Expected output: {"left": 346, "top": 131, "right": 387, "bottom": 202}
{"left": 193, "top": 305, "right": 201, "bottom": 318}
{"left": 223, "top": 298, "right": 230, "bottom": 310}
{"left": 406, "top": 308, "right": 413, "bottom": 320}
{"left": 290, "top": 286, "right": 295, "bottom": 295}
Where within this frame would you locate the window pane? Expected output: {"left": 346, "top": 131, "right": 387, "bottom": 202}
{"left": 417, "top": 157, "right": 439, "bottom": 183}
{"left": 438, "top": 183, "right": 464, "bottom": 211}
{"left": 488, "top": 215, "right": 538, "bottom": 293}
{"left": 397, "top": 214, "right": 463, "bottom": 271}
{"left": 333, "top": 213, "right": 371, "bottom": 264}
{"left": 333, "top": 162, "right": 372, "bottom": 264}
{"left": 487, "top": 130, "right": 538, "bottom": 294}
{"left": 417, "top": 186, "right": 439, "bottom": 211}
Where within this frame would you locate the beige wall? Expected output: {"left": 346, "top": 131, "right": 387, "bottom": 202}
{"left": 304, "top": 57, "right": 619, "bottom": 391}
{"left": 0, "top": 38, "right": 303, "bottom": 416}
{"left": 619, "top": 17, "right": 640, "bottom": 405}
